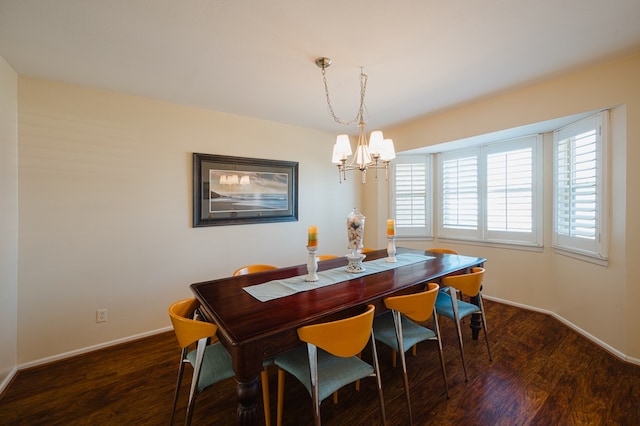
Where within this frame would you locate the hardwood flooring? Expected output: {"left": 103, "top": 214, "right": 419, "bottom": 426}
{"left": 1, "top": 300, "right": 639, "bottom": 425}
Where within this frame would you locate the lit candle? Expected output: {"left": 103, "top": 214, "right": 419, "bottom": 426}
{"left": 308, "top": 226, "right": 318, "bottom": 247}
{"left": 387, "top": 219, "right": 395, "bottom": 237}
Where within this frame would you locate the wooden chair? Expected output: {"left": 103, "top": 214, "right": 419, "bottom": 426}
{"left": 168, "top": 298, "right": 271, "bottom": 425}
{"left": 374, "top": 283, "right": 448, "bottom": 424}
{"left": 274, "top": 304, "right": 386, "bottom": 426}
{"left": 232, "top": 264, "right": 278, "bottom": 276}
{"left": 435, "top": 267, "right": 492, "bottom": 381}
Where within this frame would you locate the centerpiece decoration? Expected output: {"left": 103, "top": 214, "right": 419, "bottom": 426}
{"left": 346, "top": 208, "right": 366, "bottom": 273}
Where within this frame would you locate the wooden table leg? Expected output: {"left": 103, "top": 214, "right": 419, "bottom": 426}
{"left": 236, "top": 378, "right": 259, "bottom": 425}
{"left": 232, "top": 343, "right": 263, "bottom": 426}
{"left": 469, "top": 294, "right": 481, "bottom": 340}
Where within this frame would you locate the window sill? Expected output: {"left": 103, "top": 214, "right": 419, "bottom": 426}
{"left": 552, "top": 246, "right": 608, "bottom": 267}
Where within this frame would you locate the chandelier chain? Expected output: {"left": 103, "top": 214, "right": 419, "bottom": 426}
{"left": 320, "top": 66, "right": 367, "bottom": 126}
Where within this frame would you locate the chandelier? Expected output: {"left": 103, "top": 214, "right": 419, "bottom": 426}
{"left": 315, "top": 57, "right": 395, "bottom": 183}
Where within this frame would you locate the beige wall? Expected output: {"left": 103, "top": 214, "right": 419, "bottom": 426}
{"left": 9, "top": 51, "right": 640, "bottom": 366}
{"left": 16, "top": 77, "right": 360, "bottom": 365}
{"left": 0, "top": 57, "right": 18, "bottom": 388}
{"left": 384, "top": 51, "right": 640, "bottom": 362}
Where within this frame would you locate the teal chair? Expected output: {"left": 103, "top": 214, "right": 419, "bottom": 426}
{"left": 374, "top": 283, "right": 448, "bottom": 424}
{"left": 274, "top": 304, "right": 386, "bottom": 426}
{"left": 168, "top": 298, "right": 272, "bottom": 426}
{"left": 435, "top": 267, "right": 491, "bottom": 381}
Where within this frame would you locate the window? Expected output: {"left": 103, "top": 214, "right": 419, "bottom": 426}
{"left": 438, "top": 136, "right": 542, "bottom": 245}
{"left": 392, "top": 155, "right": 432, "bottom": 238}
{"left": 553, "top": 112, "right": 608, "bottom": 260}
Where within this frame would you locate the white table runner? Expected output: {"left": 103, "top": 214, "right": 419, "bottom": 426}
{"left": 243, "top": 253, "right": 434, "bottom": 302}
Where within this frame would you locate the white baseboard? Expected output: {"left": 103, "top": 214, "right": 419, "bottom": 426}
{"left": 17, "top": 326, "right": 173, "bottom": 371}
{"left": 0, "top": 366, "right": 18, "bottom": 395}
{"left": 485, "top": 295, "right": 640, "bottom": 367}
{"left": 10, "top": 298, "right": 640, "bottom": 374}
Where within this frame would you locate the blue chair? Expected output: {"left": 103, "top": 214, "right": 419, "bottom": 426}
{"left": 374, "top": 283, "right": 448, "bottom": 424}
{"left": 168, "top": 298, "right": 271, "bottom": 426}
{"left": 435, "top": 267, "right": 491, "bottom": 381}
{"left": 274, "top": 304, "right": 386, "bottom": 426}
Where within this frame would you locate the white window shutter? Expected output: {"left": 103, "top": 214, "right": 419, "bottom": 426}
{"left": 553, "top": 112, "right": 608, "bottom": 259}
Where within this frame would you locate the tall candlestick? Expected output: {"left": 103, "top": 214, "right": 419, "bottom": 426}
{"left": 387, "top": 219, "right": 395, "bottom": 237}
{"left": 305, "top": 245, "right": 319, "bottom": 281}
{"left": 308, "top": 226, "right": 318, "bottom": 247}
{"left": 387, "top": 236, "right": 397, "bottom": 263}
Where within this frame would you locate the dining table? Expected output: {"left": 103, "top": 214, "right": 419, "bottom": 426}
{"left": 190, "top": 247, "right": 486, "bottom": 425}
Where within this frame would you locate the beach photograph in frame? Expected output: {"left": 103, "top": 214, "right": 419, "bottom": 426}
{"left": 193, "top": 153, "right": 298, "bottom": 227}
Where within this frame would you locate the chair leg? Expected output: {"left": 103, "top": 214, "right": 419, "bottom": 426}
{"left": 370, "top": 330, "right": 387, "bottom": 426}
{"left": 170, "top": 350, "right": 188, "bottom": 425}
{"left": 432, "top": 310, "right": 449, "bottom": 398}
{"left": 398, "top": 349, "right": 413, "bottom": 425}
{"left": 276, "top": 369, "right": 285, "bottom": 426}
{"left": 478, "top": 296, "right": 493, "bottom": 362}
{"left": 185, "top": 339, "right": 207, "bottom": 426}
{"left": 391, "top": 311, "right": 413, "bottom": 424}
{"left": 453, "top": 316, "right": 469, "bottom": 381}
{"left": 261, "top": 367, "right": 271, "bottom": 426}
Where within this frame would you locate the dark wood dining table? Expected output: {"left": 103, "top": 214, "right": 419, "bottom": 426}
{"left": 190, "top": 247, "right": 486, "bottom": 425}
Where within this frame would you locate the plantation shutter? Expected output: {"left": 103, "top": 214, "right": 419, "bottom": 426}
{"left": 393, "top": 155, "right": 431, "bottom": 237}
{"left": 486, "top": 147, "right": 533, "bottom": 233}
{"left": 553, "top": 112, "right": 607, "bottom": 259}
{"left": 441, "top": 152, "right": 478, "bottom": 231}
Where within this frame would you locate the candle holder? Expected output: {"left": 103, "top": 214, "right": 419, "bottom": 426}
{"left": 346, "top": 252, "right": 366, "bottom": 273}
{"left": 386, "top": 236, "right": 397, "bottom": 263}
{"left": 305, "top": 245, "right": 319, "bottom": 282}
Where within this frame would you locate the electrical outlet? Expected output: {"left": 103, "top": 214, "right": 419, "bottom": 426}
{"left": 96, "top": 308, "right": 108, "bottom": 323}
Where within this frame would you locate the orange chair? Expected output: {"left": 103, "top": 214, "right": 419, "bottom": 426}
{"left": 317, "top": 254, "right": 339, "bottom": 261}
{"left": 427, "top": 248, "right": 459, "bottom": 254}
{"left": 169, "top": 298, "right": 271, "bottom": 426}
{"left": 274, "top": 305, "right": 386, "bottom": 426}
{"left": 233, "top": 264, "right": 278, "bottom": 276}
{"left": 435, "top": 267, "right": 491, "bottom": 381}
{"left": 374, "top": 283, "right": 448, "bottom": 423}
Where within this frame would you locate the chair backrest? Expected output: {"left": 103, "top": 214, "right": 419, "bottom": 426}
{"left": 232, "top": 264, "right": 278, "bottom": 276}
{"left": 297, "top": 305, "right": 375, "bottom": 358}
{"left": 317, "top": 254, "right": 339, "bottom": 261}
{"left": 361, "top": 248, "right": 376, "bottom": 253}
{"left": 383, "top": 283, "right": 439, "bottom": 322}
{"left": 442, "top": 267, "right": 485, "bottom": 297}
{"left": 168, "top": 298, "right": 218, "bottom": 349}
{"left": 427, "top": 248, "right": 459, "bottom": 254}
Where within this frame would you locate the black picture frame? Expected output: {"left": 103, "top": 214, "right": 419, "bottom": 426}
{"left": 193, "top": 153, "right": 298, "bottom": 227}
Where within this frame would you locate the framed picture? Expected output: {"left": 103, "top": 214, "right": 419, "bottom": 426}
{"left": 193, "top": 153, "right": 299, "bottom": 227}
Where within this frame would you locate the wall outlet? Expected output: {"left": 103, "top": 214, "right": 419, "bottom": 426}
{"left": 96, "top": 308, "right": 108, "bottom": 323}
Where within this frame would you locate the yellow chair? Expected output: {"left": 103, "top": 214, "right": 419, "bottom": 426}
{"left": 361, "top": 248, "right": 376, "bottom": 253}
{"left": 232, "top": 264, "right": 278, "bottom": 276}
{"left": 274, "top": 304, "right": 386, "bottom": 426}
{"left": 427, "top": 248, "right": 461, "bottom": 300}
{"left": 374, "top": 283, "right": 448, "bottom": 423}
{"left": 427, "top": 248, "right": 459, "bottom": 254}
{"left": 169, "top": 298, "right": 271, "bottom": 426}
{"left": 435, "top": 267, "right": 492, "bottom": 381}
{"left": 317, "top": 254, "right": 339, "bottom": 261}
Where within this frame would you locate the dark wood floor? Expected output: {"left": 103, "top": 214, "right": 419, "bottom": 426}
{"left": 2, "top": 300, "right": 639, "bottom": 425}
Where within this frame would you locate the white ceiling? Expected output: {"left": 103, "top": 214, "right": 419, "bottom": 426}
{"left": 1, "top": 0, "right": 640, "bottom": 136}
